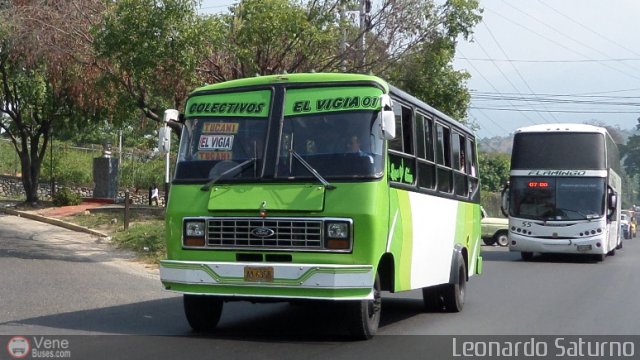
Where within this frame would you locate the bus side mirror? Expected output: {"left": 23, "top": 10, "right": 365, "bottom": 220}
{"left": 158, "top": 109, "right": 179, "bottom": 154}
{"left": 609, "top": 193, "right": 618, "bottom": 210}
{"left": 379, "top": 94, "right": 395, "bottom": 140}
{"left": 500, "top": 181, "right": 510, "bottom": 217}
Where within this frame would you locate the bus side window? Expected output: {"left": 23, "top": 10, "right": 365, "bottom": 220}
{"left": 389, "top": 103, "right": 404, "bottom": 152}
{"left": 452, "top": 132, "right": 468, "bottom": 197}
{"left": 436, "top": 123, "right": 452, "bottom": 193}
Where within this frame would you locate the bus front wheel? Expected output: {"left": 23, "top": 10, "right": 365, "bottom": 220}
{"left": 183, "top": 294, "right": 223, "bottom": 332}
{"left": 521, "top": 252, "right": 533, "bottom": 261}
{"left": 346, "top": 273, "right": 381, "bottom": 340}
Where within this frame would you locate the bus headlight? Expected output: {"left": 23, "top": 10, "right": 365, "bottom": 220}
{"left": 184, "top": 220, "right": 206, "bottom": 247}
{"left": 325, "top": 221, "right": 351, "bottom": 250}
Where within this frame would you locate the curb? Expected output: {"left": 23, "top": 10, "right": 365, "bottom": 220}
{"left": 0, "top": 207, "right": 109, "bottom": 238}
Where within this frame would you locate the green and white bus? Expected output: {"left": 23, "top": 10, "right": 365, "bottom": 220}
{"left": 160, "top": 73, "right": 482, "bottom": 339}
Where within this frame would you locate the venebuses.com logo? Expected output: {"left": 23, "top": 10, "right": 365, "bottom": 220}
{"left": 5, "top": 336, "right": 71, "bottom": 359}
{"left": 6, "top": 336, "right": 30, "bottom": 359}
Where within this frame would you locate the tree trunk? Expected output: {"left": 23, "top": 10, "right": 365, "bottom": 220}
{"left": 18, "top": 140, "right": 44, "bottom": 205}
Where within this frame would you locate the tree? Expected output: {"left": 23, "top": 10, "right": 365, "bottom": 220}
{"left": 201, "top": 0, "right": 482, "bottom": 90}
{"left": 385, "top": 0, "right": 481, "bottom": 120}
{"left": 478, "top": 152, "right": 510, "bottom": 193}
{"left": 92, "top": 0, "right": 214, "bottom": 134}
{"left": 0, "top": 1, "right": 103, "bottom": 204}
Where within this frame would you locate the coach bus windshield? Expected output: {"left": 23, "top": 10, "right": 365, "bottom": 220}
{"left": 511, "top": 133, "right": 605, "bottom": 170}
{"left": 276, "top": 110, "right": 384, "bottom": 179}
{"left": 510, "top": 177, "right": 606, "bottom": 221}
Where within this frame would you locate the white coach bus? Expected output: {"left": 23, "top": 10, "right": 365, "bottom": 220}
{"left": 501, "top": 124, "right": 622, "bottom": 261}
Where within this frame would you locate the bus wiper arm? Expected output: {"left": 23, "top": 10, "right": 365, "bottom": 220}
{"left": 201, "top": 158, "right": 256, "bottom": 191}
{"left": 290, "top": 150, "right": 336, "bottom": 190}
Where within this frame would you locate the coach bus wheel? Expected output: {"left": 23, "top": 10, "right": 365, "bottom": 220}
{"left": 442, "top": 261, "right": 466, "bottom": 313}
{"left": 346, "top": 273, "right": 381, "bottom": 340}
{"left": 183, "top": 294, "right": 224, "bottom": 332}
{"left": 494, "top": 231, "right": 509, "bottom": 247}
{"left": 521, "top": 252, "right": 533, "bottom": 261}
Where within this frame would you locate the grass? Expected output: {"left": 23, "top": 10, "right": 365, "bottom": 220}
{"left": 112, "top": 220, "right": 166, "bottom": 263}
{"left": 62, "top": 212, "right": 166, "bottom": 264}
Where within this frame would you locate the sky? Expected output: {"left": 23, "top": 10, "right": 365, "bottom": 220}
{"left": 198, "top": 0, "right": 640, "bottom": 139}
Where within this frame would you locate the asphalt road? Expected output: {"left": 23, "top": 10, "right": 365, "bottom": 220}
{"left": 1, "top": 214, "right": 639, "bottom": 359}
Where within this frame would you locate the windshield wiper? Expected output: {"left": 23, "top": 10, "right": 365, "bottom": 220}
{"left": 557, "top": 208, "right": 601, "bottom": 221}
{"left": 200, "top": 158, "right": 256, "bottom": 191}
{"left": 290, "top": 150, "right": 336, "bottom": 190}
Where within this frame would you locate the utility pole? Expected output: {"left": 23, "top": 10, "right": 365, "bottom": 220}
{"left": 340, "top": 0, "right": 346, "bottom": 72}
{"left": 359, "top": 0, "right": 371, "bottom": 68}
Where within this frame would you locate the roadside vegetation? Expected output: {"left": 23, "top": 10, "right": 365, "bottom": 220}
{"left": 61, "top": 211, "right": 166, "bottom": 264}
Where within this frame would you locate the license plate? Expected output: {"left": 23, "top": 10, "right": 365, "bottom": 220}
{"left": 577, "top": 245, "right": 592, "bottom": 252}
{"left": 244, "top": 266, "right": 274, "bottom": 282}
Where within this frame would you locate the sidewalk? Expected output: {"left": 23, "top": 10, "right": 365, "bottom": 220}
{"left": 0, "top": 200, "right": 109, "bottom": 238}
{"left": 36, "top": 201, "right": 105, "bottom": 218}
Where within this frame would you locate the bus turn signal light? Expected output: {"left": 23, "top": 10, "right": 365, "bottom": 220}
{"left": 326, "top": 239, "right": 350, "bottom": 250}
{"left": 184, "top": 237, "right": 206, "bottom": 247}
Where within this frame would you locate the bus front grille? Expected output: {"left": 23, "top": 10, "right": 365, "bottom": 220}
{"left": 206, "top": 218, "right": 323, "bottom": 250}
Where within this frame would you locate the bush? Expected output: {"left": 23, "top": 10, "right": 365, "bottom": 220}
{"left": 52, "top": 187, "right": 82, "bottom": 206}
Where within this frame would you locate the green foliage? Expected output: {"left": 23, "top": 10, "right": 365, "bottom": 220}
{"left": 479, "top": 152, "right": 510, "bottom": 193}
{"left": 52, "top": 187, "right": 82, "bottom": 206}
{"left": 0, "top": 139, "right": 19, "bottom": 175}
{"left": 41, "top": 144, "right": 95, "bottom": 186}
{"left": 384, "top": 0, "right": 482, "bottom": 121}
{"left": 211, "top": 0, "right": 340, "bottom": 78}
{"left": 119, "top": 155, "right": 168, "bottom": 190}
{"left": 93, "top": 0, "right": 212, "bottom": 118}
{"left": 621, "top": 134, "right": 640, "bottom": 175}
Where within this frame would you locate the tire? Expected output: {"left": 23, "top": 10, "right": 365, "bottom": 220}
{"left": 521, "top": 252, "right": 533, "bottom": 261}
{"left": 494, "top": 231, "right": 509, "bottom": 247}
{"left": 482, "top": 237, "right": 496, "bottom": 246}
{"left": 183, "top": 294, "right": 224, "bottom": 332}
{"left": 608, "top": 248, "right": 616, "bottom": 256}
{"left": 346, "top": 273, "right": 381, "bottom": 340}
{"left": 442, "top": 261, "right": 466, "bottom": 313}
{"left": 422, "top": 285, "right": 444, "bottom": 312}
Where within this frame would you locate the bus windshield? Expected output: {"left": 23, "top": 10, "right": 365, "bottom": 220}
{"left": 276, "top": 110, "right": 384, "bottom": 179}
{"left": 509, "top": 177, "right": 605, "bottom": 220}
{"left": 175, "top": 117, "right": 267, "bottom": 180}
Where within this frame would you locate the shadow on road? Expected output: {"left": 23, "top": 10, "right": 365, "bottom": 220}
{"left": 4, "top": 294, "right": 430, "bottom": 341}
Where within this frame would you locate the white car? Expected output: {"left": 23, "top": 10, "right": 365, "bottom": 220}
{"left": 481, "top": 207, "right": 509, "bottom": 246}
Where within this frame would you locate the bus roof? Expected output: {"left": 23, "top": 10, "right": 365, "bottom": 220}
{"left": 515, "top": 123, "right": 608, "bottom": 135}
{"left": 191, "top": 73, "right": 389, "bottom": 93}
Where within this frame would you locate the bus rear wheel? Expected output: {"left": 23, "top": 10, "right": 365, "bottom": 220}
{"left": 346, "top": 273, "right": 381, "bottom": 340}
{"left": 183, "top": 294, "right": 224, "bottom": 332}
{"left": 422, "top": 261, "right": 467, "bottom": 313}
{"left": 442, "top": 261, "right": 466, "bottom": 313}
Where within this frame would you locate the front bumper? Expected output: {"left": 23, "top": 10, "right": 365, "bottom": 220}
{"left": 160, "top": 260, "right": 375, "bottom": 300}
{"left": 508, "top": 232, "right": 607, "bottom": 255}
